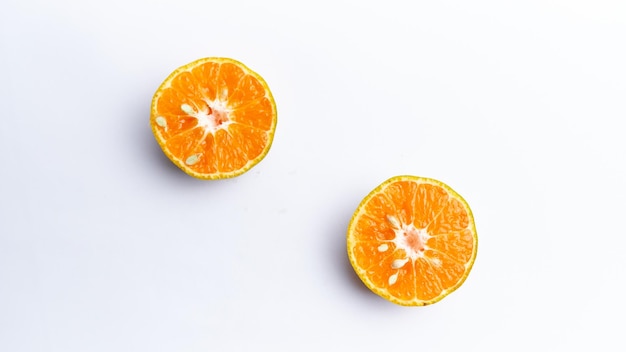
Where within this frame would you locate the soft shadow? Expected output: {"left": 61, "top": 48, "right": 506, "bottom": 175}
{"left": 324, "top": 190, "right": 427, "bottom": 313}
{"left": 133, "top": 106, "right": 186, "bottom": 179}
{"left": 325, "top": 192, "right": 386, "bottom": 303}
{"left": 142, "top": 123, "right": 190, "bottom": 179}
{"left": 127, "top": 97, "right": 230, "bottom": 187}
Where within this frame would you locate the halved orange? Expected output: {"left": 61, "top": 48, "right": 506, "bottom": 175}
{"left": 347, "top": 175, "right": 478, "bottom": 306}
{"left": 150, "top": 57, "right": 277, "bottom": 179}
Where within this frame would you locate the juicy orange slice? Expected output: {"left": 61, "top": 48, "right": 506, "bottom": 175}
{"left": 347, "top": 175, "right": 478, "bottom": 306}
{"left": 150, "top": 57, "right": 277, "bottom": 179}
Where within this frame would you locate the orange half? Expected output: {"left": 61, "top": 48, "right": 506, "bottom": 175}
{"left": 347, "top": 175, "right": 478, "bottom": 306}
{"left": 150, "top": 57, "right": 277, "bottom": 179}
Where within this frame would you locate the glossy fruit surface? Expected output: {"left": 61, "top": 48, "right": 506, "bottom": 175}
{"left": 347, "top": 175, "right": 478, "bottom": 306}
{"left": 151, "top": 57, "right": 277, "bottom": 179}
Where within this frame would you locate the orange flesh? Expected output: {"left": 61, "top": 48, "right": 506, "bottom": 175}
{"left": 151, "top": 58, "right": 276, "bottom": 179}
{"left": 348, "top": 176, "right": 477, "bottom": 306}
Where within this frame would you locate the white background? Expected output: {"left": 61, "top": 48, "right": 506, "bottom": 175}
{"left": 1, "top": 0, "right": 625, "bottom": 351}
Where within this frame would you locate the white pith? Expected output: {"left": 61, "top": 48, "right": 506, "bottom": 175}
{"left": 182, "top": 100, "right": 232, "bottom": 135}
{"left": 388, "top": 215, "right": 430, "bottom": 262}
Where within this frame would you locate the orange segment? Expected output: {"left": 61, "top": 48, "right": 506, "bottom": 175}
{"left": 150, "top": 57, "right": 277, "bottom": 180}
{"left": 347, "top": 176, "right": 478, "bottom": 306}
{"left": 230, "top": 97, "right": 275, "bottom": 130}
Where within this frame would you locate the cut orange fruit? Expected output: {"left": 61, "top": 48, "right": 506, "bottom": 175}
{"left": 150, "top": 57, "right": 277, "bottom": 179}
{"left": 347, "top": 175, "right": 478, "bottom": 306}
